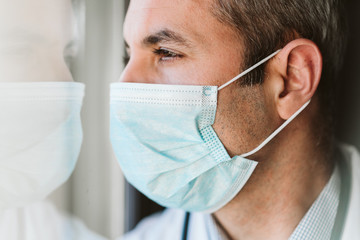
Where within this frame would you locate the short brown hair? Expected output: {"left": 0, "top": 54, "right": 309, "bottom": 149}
{"left": 211, "top": 0, "right": 348, "bottom": 156}
{"left": 211, "top": 0, "right": 347, "bottom": 119}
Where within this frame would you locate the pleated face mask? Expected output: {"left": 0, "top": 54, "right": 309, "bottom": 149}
{"left": 110, "top": 50, "right": 310, "bottom": 212}
{"left": 0, "top": 82, "right": 84, "bottom": 211}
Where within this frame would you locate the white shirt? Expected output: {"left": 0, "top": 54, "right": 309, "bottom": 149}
{"left": 120, "top": 143, "right": 360, "bottom": 240}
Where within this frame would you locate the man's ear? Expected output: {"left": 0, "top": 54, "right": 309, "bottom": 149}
{"left": 266, "top": 39, "right": 322, "bottom": 120}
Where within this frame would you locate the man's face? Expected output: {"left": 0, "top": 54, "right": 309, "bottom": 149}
{"left": 122, "top": 0, "right": 243, "bottom": 86}
{"left": 122, "top": 0, "right": 273, "bottom": 157}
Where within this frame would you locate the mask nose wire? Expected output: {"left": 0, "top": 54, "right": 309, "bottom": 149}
{"left": 218, "top": 49, "right": 282, "bottom": 91}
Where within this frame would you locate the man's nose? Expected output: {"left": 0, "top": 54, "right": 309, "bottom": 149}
{"left": 119, "top": 57, "right": 157, "bottom": 83}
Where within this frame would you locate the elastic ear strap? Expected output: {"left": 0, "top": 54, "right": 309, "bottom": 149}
{"left": 240, "top": 100, "right": 311, "bottom": 158}
{"left": 218, "top": 50, "right": 281, "bottom": 91}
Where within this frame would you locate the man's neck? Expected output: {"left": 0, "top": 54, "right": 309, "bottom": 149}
{"left": 213, "top": 128, "right": 334, "bottom": 240}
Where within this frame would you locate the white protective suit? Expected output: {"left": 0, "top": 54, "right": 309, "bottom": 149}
{"left": 121, "top": 144, "right": 360, "bottom": 240}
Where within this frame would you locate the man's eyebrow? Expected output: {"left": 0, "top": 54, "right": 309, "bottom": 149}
{"left": 142, "top": 29, "right": 192, "bottom": 47}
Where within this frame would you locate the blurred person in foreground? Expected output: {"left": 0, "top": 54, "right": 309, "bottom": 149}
{"left": 0, "top": 0, "right": 105, "bottom": 239}
{"left": 111, "top": 0, "right": 359, "bottom": 239}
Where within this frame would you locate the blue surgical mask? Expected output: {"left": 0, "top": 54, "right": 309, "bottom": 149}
{"left": 110, "top": 50, "right": 310, "bottom": 212}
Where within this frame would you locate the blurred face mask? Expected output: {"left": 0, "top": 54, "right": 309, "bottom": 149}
{"left": 0, "top": 82, "right": 84, "bottom": 211}
{"left": 110, "top": 50, "right": 310, "bottom": 212}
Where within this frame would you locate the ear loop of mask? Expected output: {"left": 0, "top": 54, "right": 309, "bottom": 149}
{"left": 240, "top": 99, "right": 310, "bottom": 158}
{"left": 218, "top": 50, "right": 281, "bottom": 90}
{"left": 216, "top": 49, "right": 311, "bottom": 158}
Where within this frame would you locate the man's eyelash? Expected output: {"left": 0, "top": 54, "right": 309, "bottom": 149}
{"left": 122, "top": 48, "right": 183, "bottom": 66}
{"left": 152, "top": 48, "right": 183, "bottom": 59}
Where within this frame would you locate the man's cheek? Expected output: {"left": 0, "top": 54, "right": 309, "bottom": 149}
{"left": 159, "top": 68, "right": 198, "bottom": 85}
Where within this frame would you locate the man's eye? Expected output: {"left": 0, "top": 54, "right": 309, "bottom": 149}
{"left": 153, "top": 48, "right": 182, "bottom": 61}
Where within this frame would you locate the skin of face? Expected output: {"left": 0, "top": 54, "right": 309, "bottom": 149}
{"left": 0, "top": 0, "right": 76, "bottom": 82}
{"left": 121, "top": 0, "right": 279, "bottom": 159}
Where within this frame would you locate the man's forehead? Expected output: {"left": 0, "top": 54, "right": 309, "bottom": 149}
{"left": 128, "top": 0, "right": 204, "bottom": 10}
{"left": 124, "top": 0, "right": 214, "bottom": 46}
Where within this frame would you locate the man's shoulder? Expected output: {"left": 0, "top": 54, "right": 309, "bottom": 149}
{"left": 338, "top": 142, "right": 360, "bottom": 179}
{"left": 338, "top": 143, "right": 360, "bottom": 240}
{"left": 339, "top": 143, "right": 360, "bottom": 163}
{"left": 121, "top": 209, "right": 186, "bottom": 240}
